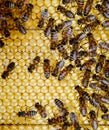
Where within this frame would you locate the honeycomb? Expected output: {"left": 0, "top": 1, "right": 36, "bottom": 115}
{"left": 0, "top": 0, "right": 109, "bottom": 130}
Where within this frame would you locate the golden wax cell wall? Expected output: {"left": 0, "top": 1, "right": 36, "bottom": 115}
{"left": 0, "top": 0, "right": 109, "bottom": 130}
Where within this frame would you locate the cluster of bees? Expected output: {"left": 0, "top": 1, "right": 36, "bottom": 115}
{"left": 17, "top": 98, "right": 109, "bottom": 130}
{"left": 0, "top": 0, "right": 33, "bottom": 48}
{"left": 0, "top": 0, "right": 109, "bottom": 130}
{"left": 17, "top": 102, "right": 47, "bottom": 120}
{"left": 36, "top": 0, "right": 109, "bottom": 81}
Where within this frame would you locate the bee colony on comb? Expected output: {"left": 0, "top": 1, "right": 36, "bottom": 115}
{"left": 0, "top": 0, "right": 109, "bottom": 130}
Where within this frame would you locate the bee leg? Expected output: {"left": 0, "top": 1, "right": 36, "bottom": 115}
{"left": 24, "top": 117, "right": 27, "bottom": 124}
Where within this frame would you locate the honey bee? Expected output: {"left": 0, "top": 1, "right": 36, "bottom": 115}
{"left": 33, "top": 56, "right": 40, "bottom": 65}
{"left": 75, "top": 85, "right": 83, "bottom": 96}
{"left": 78, "top": 18, "right": 86, "bottom": 25}
{"left": 58, "top": 64, "right": 73, "bottom": 80}
{"left": 84, "top": 0, "right": 94, "bottom": 16}
{"left": 14, "top": 18, "right": 27, "bottom": 34}
{"left": 70, "top": 40, "right": 79, "bottom": 62}
{"left": 21, "top": 4, "right": 33, "bottom": 22}
{"left": 69, "top": 37, "right": 78, "bottom": 45}
{"left": 96, "top": 4, "right": 109, "bottom": 19}
{"left": 44, "top": 18, "right": 54, "bottom": 37}
{"left": 95, "top": 55, "right": 106, "bottom": 73}
{"left": 83, "top": 19, "right": 100, "bottom": 33}
{"left": 60, "top": 121, "right": 71, "bottom": 130}
{"left": 5, "top": 1, "right": 15, "bottom": 8}
{"left": 89, "top": 83, "right": 109, "bottom": 92}
{"left": 102, "top": 0, "right": 109, "bottom": 10}
{"left": 102, "top": 20, "right": 109, "bottom": 27}
{"left": 52, "top": 60, "right": 65, "bottom": 77}
{"left": 50, "top": 29, "right": 58, "bottom": 50}
{"left": 103, "top": 60, "right": 109, "bottom": 78}
{"left": 93, "top": 74, "right": 109, "bottom": 86}
{"left": 55, "top": 20, "right": 72, "bottom": 32}
{"left": 48, "top": 115, "right": 67, "bottom": 125}
{"left": 70, "top": 49, "right": 78, "bottom": 61}
{"left": 99, "top": 42, "right": 109, "bottom": 50}
{"left": 26, "top": 3, "right": 34, "bottom": 12}
{"left": 83, "top": 91, "right": 92, "bottom": 103}
{"left": 79, "top": 97, "right": 87, "bottom": 117}
{"left": 102, "top": 114, "right": 109, "bottom": 121}
{"left": 35, "top": 102, "right": 47, "bottom": 118}
{"left": 77, "top": 32, "right": 87, "bottom": 41}
{"left": 17, "top": 110, "right": 37, "bottom": 117}
{"left": 16, "top": 0, "right": 29, "bottom": 9}
{"left": 54, "top": 99, "right": 64, "bottom": 109}
{"left": 61, "top": 27, "right": 73, "bottom": 45}
{"left": 28, "top": 56, "right": 40, "bottom": 73}
{"left": 0, "top": 8, "right": 12, "bottom": 19}
{"left": 70, "top": 41, "right": 79, "bottom": 61}
{"left": 57, "top": 5, "right": 75, "bottom": 18}
{"left": 70, "top": 112, "right": 81, "bottom": 130}
{"left": 43, "top": 59, "right": 50, "bottom": 79}
{"left": 1, "top": 70, "right": 9, "bottom": 79}
{"left": 62, "top": 0, "right": 74, "bottom": 4}
{"left": 75, "top": 85, "right": 92, "bottom": 104}
{"left": 76, "top": 0, "right": 84, "bottom": 15}
{"left": 55, "top": 23, "right": 64, "bottom": 32}
{"left": 87, "top": 14, "right": 96, "bottom": 22}
{"left": 69, "top": 33, "right": 87, "bottom": 45}
{"left": 37, "top": 9, "right": 48, "bottom": 29}
{"left": 82, "top": 69, "right": 91, "bottom": 88}
{"left": 57, "top": 43, "right": 69, "bottom": 60}
{"left": 56, "top": 122, "right": 71, "bottom": 130}
{"left": 0, "top": 39, "right": 5, "bottom": 48}
{"left": 100, "top": 104, "right": 108, "bottom": 113}
{"left": 1, "top": 20, "right": 10, "bottom": 37}
{"left": 7, "top": 62, "right": 15, "bottom": 72}
{"left": 78, "top": 14, "right": 96, "bottom": 25}
{"left": 75, "top": 59, "right": 81, "bottom": 68}
{"left": 17, "top": 107, "right": 37, "bottom": 121}
{"left": 28, "top": 64, "right": 35, "bottom": 73}
{"left": 80, "top": 58, "right": 96, "bottom": 71}
{"left": 94, "top": 93, "right": 109, "bottom": 104}
{"left": 4, "top": 11, "right": 13, "bottom": 18}
{"left": 77, "top": 50, "right": 88, "bottom": 58}
{"left": 89, "top": 110, "right": 98, "bottom": 130}
{"left": 92, "top": 93, "right": 108, "bottom": 113}
{"left": 47, "top": 118, "right": 57, "bottom": 125}
{"left": 87, "top": 33, "right": 97, "bottom": 57}
{"left": 57, "top": 115, "right": 67, "bottom": 123}
{"left": 26, "top": 110, "right": 37, "bottom": 117}
{"left": 54, "top": 99, "right": 69, "bottom": 117}
{"left": 60, "top": 108, "right": 69, "bottom": 117}
{"left": 1, "top": 62, "right": 15, "bottom": 79}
